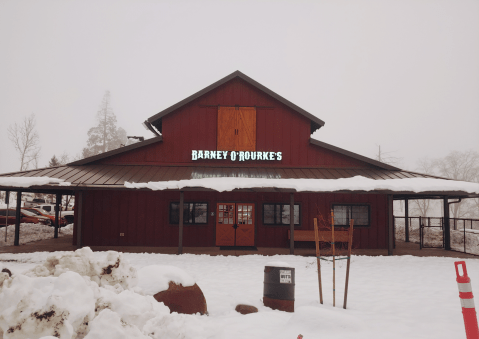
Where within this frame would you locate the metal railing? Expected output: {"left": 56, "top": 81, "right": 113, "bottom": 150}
{"left": 394, "top": 216, "right": 479, "bottom": 256}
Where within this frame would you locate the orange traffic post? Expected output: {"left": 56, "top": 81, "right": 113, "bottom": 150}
{"left": 455, "top": 261, "right": 479, "bottom": 339}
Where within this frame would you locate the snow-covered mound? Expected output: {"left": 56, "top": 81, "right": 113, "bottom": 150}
{"left": 25, "top": 247, "right": 138, "bottom": 290}
{"left": 137, "top": 265, "right": 195, "bottom": 296}
{"left": 0, "top": 247, "right": 214, "bottom": 339}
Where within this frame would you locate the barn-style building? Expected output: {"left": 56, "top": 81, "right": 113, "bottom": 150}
{"left": 1, "top": 71, "right": 477, "bottom": 255}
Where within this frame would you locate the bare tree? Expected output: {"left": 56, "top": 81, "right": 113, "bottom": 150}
{"left": 82, "top": 91, "right": 127, "bottom": 158}
{"left": 8, "top": 114, "right": 41, "bottom": 171}
{"left": 410, "top": 157, "right": 437, "bottom": 217}
{"left": 435, "top": 150, "right": 479, "bottom": 218}
{"left": 59, "top": 152, "right": 70, "bottom": 165}
{"left": 375, "top": 145, "right": 402, "bottom": 166}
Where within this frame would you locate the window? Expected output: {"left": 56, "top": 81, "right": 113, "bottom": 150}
{"left": 332, "top": 204, "right": 370, "bottom": 227}
{"left": 0, "top": 209, "right": 15, "bottom": 216}
{"left": 170, "top": 202, "right": 208, "bottom": 224}
{"left": 217, "top": 107, "right": 256, "bottom": 151}
{"left": 263, "top": 203, "right": 300, "bottom": 225}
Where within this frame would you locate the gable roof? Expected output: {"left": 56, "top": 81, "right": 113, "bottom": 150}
{"left": 310, "top": 138, "right": 401, "bottom": 171}
{"left": 69, "top": 136, "right": 163, "bottom": 166}
{"left": 145, "top": 70, "right": 326, "bottom": 134}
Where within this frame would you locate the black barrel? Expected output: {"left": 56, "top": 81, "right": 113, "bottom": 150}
{"left": 263, "top": 266, "right": 295, "bottom": 312}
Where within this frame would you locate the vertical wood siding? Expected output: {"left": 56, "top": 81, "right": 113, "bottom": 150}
{"left": 77, "top": 190, "right": 388, "bottom": 249}
{"left": 98, "top": 78, "right": 373, "bottom": 169}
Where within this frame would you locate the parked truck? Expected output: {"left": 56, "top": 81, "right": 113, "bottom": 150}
{"left": 33, "top": 204, "right": 75, "bottom": 224}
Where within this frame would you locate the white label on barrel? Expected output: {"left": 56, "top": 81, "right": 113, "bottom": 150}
{"left": 280, "top": 270, "right": 292, "bottom": 284}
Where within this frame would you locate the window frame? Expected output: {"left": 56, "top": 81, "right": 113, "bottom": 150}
{"left": 331, "top": 204, "right": 371, "bottom": 228}
{"left": 169, "top": 201, "right": 209, "bottom": 225}
{"left": 262, "top": 203, "right": 301, "bottom": 226}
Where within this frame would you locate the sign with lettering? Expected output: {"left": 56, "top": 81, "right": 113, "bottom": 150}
{"left": 192, "top": 150, "right": 282, "bottom": 161}
{"left": 280, "top": 270, "right": 292, "bottom": 284}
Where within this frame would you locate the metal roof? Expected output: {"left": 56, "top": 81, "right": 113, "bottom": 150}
{"left": 310, "top": 138, "right": 401, "bottom": 171}
{"left": 3, "top": 164, "right": 469, "bottom": 198}
{"left": 69, "top": 136, "right": 163, "bottom": 166}
{"left": 146, "top": 70, "right": 326, "bottom": 134}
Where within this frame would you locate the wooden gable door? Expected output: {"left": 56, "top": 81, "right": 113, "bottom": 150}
{"left": 217, "top": 107, "right": 256, "bottom": 151}
{"left": 216, "top": 203, "right": 255, "bottom": 246}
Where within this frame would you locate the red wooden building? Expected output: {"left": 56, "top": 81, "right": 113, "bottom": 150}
{"left": 2, "top": 71, "right": 476, "bottom": 254}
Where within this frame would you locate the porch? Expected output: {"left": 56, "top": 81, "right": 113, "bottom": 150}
{"left": 1, "top": 234, "right": 477, "bottom": 258}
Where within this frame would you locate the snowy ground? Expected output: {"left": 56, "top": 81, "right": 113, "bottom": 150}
{"left": 0, "top": 248, "right": 477, "bottom": 339}
{"left": 0, "top": 224, "right": 73, "bottom": 247}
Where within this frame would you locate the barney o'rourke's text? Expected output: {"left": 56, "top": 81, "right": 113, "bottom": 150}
{"left": 191, "top": 150, "right": 282, "bottom": 161}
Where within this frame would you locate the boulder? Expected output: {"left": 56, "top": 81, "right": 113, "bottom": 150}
{"left": 235, "top": 304, "right": 258, "bottom": 315}
{"left": 153, "top": 281, "right": 207, "bottom": 315}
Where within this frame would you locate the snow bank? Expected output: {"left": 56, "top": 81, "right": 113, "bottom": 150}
{"left": 25, "top": 247, "right": 138, "bottom": 290}
{"left": 125, "top": 176, "right": 479, "bottom": 193}
{"left": 137, "top": 265, "right": 196, "bottom": 296}
{"left": 0, "top": 177, "right": 67, "bottom": 188}
{"left": 0, "top": 248, "right": 218, "bottom": 339}
{"left": 0, "top": 271, "right": 95, "bottom": 338}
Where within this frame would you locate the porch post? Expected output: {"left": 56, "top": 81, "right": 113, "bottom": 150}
{"left": 4, "top": 191, "right": 9, "bottom": 242}
{"left": 404, "top": 199, "right": 409, "bottom": 242}
{"left": 14, "top": 192, "right": 22, "bottom": 246}
{"left": 178, "top": 191, "right": 184, "bottom": 254}
{"left": 443, "top": 196, "right": 451, "bottom": 250}
{"left": 290, "top": 192, "right": 294, "bottom": 255}
{"left": 388, "top": 195, "right": 393, "bottom": 256}
{"left": 54, "top": 193, "right": 61, "bottom": 239}
{"left": 76, "top": 191, "right": 83, "bottom": 247}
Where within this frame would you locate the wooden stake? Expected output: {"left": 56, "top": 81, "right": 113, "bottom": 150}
{"left": 314, "top": 218, "right": 323, "bottom": 304}
{"left": 343, "top": 219, "right": 354, "bottom": 309}
{"left": 331, "top": 209, "right": 335, "bottom": 307}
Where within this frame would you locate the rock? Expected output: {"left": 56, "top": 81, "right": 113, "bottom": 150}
{"left": 235, "top": 304, "right": 258, "bottom": 315}
{"left": 153, "top": 281, "right": 207, "bottom": 315}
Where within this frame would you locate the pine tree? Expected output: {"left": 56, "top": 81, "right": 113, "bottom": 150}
{"left": 49, "top": 155, "right": 60, "bottom": 167}
{"left": 82, "top": 91, "right": 127, "bottom": 158}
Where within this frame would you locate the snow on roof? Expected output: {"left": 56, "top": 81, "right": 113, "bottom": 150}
{"left": 0, "top": 177, "right": 68, "bottom": 188}
{"left": 124, "top": 176, "right": 479, "bottom": 194}
{"left": 1, "top": 175, "right": 478, "bottom": 195}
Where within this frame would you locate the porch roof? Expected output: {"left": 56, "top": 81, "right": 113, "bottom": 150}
{"left": 1, "top": 164, "right": 478, "bottom": 199}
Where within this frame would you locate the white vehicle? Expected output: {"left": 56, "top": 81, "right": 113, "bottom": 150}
{"left": 24, "top": 198, "right": 46, "bottom": 208}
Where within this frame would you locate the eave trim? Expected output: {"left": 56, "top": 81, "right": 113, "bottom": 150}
{"left": 68, "top": 136, "right": 163, "bottom": 166}
{"left": 310, "top": 138, "right": 401, "bottom": 171}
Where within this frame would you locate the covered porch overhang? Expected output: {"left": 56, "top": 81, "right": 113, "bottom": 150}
{"left": 1, "top": 166, "right": 478, "bottom": 256}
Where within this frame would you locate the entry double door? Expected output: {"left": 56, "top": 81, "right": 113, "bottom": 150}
{"left": 216, "top": 203, "right": 255, "bottom": 246}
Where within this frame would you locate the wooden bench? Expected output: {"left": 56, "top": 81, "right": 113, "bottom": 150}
{"left": 287, "top": 229, "right": 350, "bottom": 242}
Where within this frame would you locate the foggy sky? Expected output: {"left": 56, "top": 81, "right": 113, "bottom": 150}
{"left": 1, "top": 0, "right": 478, "bottom": 175}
